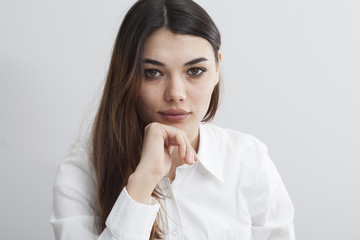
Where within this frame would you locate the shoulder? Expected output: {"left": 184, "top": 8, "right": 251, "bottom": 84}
{"left": 200, "top": 124, "right": 285, "bottom": 192}
{"left": 199, "top": 123, "right": 271, "bottom": 175}
{"left": 53, "top": 135, "right": 95, "bottom": 193}
{"left": 200, "top": 123, "right": 268, "bottom": 155}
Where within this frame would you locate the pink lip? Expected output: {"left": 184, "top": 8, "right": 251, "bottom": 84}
{"left": 159, "top": 109, "right": 190, "bottom": 121}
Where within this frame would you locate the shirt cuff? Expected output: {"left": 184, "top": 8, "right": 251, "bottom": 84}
{"left": 106, "top": 187, "right": 160, "bottom": 239}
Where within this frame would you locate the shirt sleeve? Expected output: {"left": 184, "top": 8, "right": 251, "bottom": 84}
{"left": 249, "top": 141, "right": 295, "bottom": 240}
{"left": 50, "top": 142, "right": 160, "bottom": 240}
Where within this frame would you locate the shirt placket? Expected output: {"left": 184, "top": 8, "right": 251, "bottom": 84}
{"left": 159, "top": 166, "right": 188, "bottom": 240}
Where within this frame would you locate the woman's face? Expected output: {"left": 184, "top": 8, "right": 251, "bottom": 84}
{"left": 137, "top": 28, "right": 221, "bottom": 140}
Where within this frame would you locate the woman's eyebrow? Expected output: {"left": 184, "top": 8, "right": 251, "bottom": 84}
{"left": 144, "top": 59, "right": 165, "bottom": 66}
{"left": 184, "top": 57, "right": 208, "bottom": 66}
{"left": 143, "top": 57, "right": 208, "bottom": 67}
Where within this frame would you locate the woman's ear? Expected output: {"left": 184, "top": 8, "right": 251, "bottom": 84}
{"left": 214, "top": 50, "right": 222, "bottom": 85}
{"left": 216, "top": 50, "right": 222, "bottom": 73}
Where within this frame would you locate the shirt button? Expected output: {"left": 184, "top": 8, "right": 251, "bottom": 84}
{"left": 171, "top": 229, "right": 178, "bottom": 236}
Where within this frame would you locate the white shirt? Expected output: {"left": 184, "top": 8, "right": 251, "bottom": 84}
{"left": 51, "top": 123, "right": 295, "bottom": 240}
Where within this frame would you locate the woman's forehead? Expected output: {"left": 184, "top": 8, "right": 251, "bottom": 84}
{"left": 143, "top": 28, "right": 215, "bottom": 64}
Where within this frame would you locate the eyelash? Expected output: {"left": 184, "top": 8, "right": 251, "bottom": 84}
{"left": 144, "top": 67, "right": 206, "bottom": 80}
{"left": 188, "top": 67, "right": 206, "bottom": 78}
{"left": 144, "top": 69, "right": 162, "bottom": 79}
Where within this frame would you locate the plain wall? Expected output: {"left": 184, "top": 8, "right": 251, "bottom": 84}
{"left": 0, "top": 0, "right": 359, "bottom": 239}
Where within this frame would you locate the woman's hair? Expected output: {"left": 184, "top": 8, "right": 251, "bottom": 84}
{"left": 91, "top": 0, "right": 221, "bottom": 238}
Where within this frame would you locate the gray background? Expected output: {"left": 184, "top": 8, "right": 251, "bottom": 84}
{"left": 1, "top": 0, "right": 359, "bottom": 239}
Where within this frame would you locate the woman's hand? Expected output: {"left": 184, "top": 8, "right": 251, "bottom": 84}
{"left": 126, "top": 122, "right": 198, "bottom": 204}
{"left": 139, "top": 122, "right": 197, "bottom": 179}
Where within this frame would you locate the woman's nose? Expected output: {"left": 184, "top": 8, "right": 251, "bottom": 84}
{"left": 164, "top": 75, "right": 186, "bottom": 102}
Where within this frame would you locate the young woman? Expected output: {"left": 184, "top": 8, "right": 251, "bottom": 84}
{"left": 51, "top": 0, "right": 295, "bottom": 239}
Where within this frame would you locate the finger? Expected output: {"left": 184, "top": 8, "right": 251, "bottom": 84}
{"left": 168, "top": 145, "right": 175, "bottom": 155}
{"left": 157, "top": 124, "right": 195, "bottom": 164}
{"left": 175, "top": 130, "right": 193, "bottom": 164}
{"left": 162, "top": 126, "right": 187, "bottom": 159}
{"left": 167, "top": 133, "right": 186, "bottom": 159}
{"left": 182, "top": 131, "right": 196, "bottom": 165}
{"left": 176, "top": 133, "right": 186, "bottom": 159}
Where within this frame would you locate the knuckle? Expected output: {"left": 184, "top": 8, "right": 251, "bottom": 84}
{"left": 181, "top": 130, "right": 188, "bottom": 141}
{"left": 145, "top": 122, "right": 159, "bottom": 131}
{"left": 179, "top": 129, "right": 186, "bottom": 136}
{"left": 145, "top": 122, "right": 166, "bottom": 138}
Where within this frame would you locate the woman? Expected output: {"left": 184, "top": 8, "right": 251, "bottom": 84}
{"left": 51, "top": 0, "right": 295, "bottom": 239}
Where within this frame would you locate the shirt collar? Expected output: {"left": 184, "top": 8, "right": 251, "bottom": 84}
{"left": 196, "top": 123, "right": 224, "bottom": 183}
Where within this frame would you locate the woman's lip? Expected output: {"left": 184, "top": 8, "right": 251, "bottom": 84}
{"left": 159, "top": 109, "right": 190, "bottom": 121}
{"left": 160, "top": 109, "right": 189, "bottom": 115}
{"left": 160, "top": 113, "right": 189, "bottom": 121}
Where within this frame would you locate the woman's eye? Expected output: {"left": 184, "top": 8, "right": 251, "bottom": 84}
{"left": 144, "top": 69, "right": 161, "bottom": 79}
{"left": 188, "top": 67, "right": 206, "bottom": 77}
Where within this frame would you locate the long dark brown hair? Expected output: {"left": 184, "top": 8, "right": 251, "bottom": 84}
{"left": 91, "top": 0, "right": 221, "bottom": 238}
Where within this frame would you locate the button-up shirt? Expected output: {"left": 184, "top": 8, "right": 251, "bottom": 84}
{"left": 51, "top": 123, "right": 295, "bottom": 239}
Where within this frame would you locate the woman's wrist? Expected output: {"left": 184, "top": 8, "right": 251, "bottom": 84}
{"left": 126, "top": 168, "right": 161, "bottom": 204}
